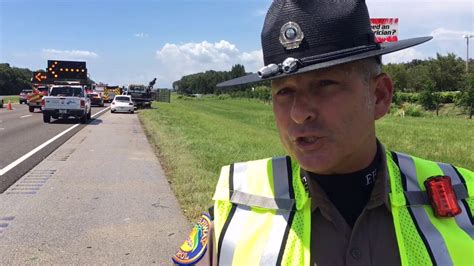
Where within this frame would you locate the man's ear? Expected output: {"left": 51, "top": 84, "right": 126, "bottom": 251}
{"left": 373, "top": 73, "right": 394, "bottom": 120}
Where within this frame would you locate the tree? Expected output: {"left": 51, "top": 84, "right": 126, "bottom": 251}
{"left": 406, "top": 63, "right": 431, "bottom": 92}
{"left": 173, "top": 64, "right": 251, "bottom": 95}
{"left": 383, "top": 63, "right": 409, "bottom": 91}
{"left": 0, "top": 63, "right": 34, "bottom": 95}
{"left": 418, "top": 80, "right": 440, "bottom": 113}
{"left": 427, "top": 53, "right": 465, "bottom": 91}
{"left": 229, "top": 64, "right": 246, "bottom": 79}
{"left": 457, "top": 73, "right": 474, "bottom": 119}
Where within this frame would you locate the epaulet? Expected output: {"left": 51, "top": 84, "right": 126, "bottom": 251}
{"left": 172, "top": 213, "right": 212, "bottom": 265}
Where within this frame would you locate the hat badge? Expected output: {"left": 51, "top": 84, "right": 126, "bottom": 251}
{"left": 279, "top": 21, "right": 304, "bottom": 50}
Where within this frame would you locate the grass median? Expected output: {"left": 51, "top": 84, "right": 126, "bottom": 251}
{"left": 139, "top": 95, "right": 473, "bottom": 221}
{"left": 1, "top": 95, "right": 20, "bottom": 104}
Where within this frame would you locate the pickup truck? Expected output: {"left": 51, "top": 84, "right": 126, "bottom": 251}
{"left": 41, "top": 85, "right": 92, "bottom": 123}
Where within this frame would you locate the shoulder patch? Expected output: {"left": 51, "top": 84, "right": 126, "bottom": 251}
{"left": 172, "top": 213, "right": 211, "bottom": 265}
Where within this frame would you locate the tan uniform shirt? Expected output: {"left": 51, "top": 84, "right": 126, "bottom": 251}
{"left": 307, "top": 147, "right": 400, "bottom": 265}
{"left": 194, "top": 147, "right": 401, "bottom": 265}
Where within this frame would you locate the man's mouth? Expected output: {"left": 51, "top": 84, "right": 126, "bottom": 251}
{"left": 296, "top": 136, "right": 319, "bottom": 144}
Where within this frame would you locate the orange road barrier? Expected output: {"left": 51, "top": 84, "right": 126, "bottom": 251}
{"left": 7, "top": 100, "right": 13, "bottom": 111}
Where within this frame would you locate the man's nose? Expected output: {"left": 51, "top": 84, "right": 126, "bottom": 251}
{"left": 290, "top": 92, "right": 317, "bottom": 124}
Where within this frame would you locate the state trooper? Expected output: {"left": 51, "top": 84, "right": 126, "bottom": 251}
{"left": 172, "top": 0, "right": 474, "bottom": 265}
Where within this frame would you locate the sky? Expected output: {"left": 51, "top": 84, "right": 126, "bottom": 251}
{"left": 1, "top": 0, "right": 473, "bottom": 88}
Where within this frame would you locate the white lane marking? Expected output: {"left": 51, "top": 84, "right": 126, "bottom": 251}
{"left": 0, "top": 128, "right": 4, "bottom": 130}
{"left": 0, "top": 107, "right": 110, "bottom": 176}
{"left": 20, "top": 115, "right": 33, "bottom": 119}
{"left": 91, "top": 107, "right": 110, "bottom": 119}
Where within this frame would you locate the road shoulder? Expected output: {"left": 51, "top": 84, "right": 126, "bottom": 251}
{"left": 0, "top": 111, "right": 189, "bottom": 264}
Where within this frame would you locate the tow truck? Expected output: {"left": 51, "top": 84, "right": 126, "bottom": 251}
{"left": 125, "top": 78, "right": 155, "bottom": 109}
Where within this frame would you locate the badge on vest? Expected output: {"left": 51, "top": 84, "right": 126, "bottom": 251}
{"left": 172, "top": 213, "right": 211, "bottom": 265}
{"left": 424, "top": 176, "right": 462, "bottom": 218}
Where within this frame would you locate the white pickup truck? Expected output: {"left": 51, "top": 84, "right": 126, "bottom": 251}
{"left": 41, "top": 85, "right": 92, "bottom": 123}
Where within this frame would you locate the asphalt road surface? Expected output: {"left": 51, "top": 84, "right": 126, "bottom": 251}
{"left": 0, "top": 108, "right": 189, "bottom": 263}
{"left": 0, "top": 103, "right": 108, "bottom": 192}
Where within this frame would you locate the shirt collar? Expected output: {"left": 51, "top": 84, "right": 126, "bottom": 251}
{"left": 302, "top": 140, "right": 392, "bottom": 219}
{"left": 366, "top": 142, "right": 391, "bottom": 211}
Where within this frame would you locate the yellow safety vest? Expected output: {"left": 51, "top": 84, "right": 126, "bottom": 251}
{"left": 212, "top": 151, "right": 474, "bottom": 265}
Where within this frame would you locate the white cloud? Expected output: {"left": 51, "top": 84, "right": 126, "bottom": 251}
{"left": 155, "top": 40, "right": 263, "bottom": 86}
{"left": 431, "top": 28, "right": 474, "bottom": 41}
{"left": 383, "top": 47, "right": 426, "bottom": 64}
{"left": 134, "top": 33, "right": 149, "bottom": 38}
{"left": 41, "top": 49, "right": 98, "bottom": 60}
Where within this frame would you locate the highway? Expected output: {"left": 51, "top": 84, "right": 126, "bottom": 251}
{"left": 0, "top": 103, "right": 109, "bottom": 192}
{"left": 0, "top": 108, "right": 188, "bottom": 263}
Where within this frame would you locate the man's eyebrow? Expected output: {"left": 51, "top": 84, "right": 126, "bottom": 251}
{"left": 271, "top": 79, "right": 287, "bottom": 89}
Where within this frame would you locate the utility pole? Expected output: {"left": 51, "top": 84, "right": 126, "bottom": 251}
{"left": 463, "top": 35, "right": 474, "bottom": 73}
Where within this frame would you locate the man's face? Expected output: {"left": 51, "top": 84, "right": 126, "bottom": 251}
{"left": 272, "top": 62, "right": 382, "bottom": 174}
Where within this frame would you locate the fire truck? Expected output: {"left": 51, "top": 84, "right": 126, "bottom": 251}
{"left": 103, "top": 86, "right": 122, "bottom": 103}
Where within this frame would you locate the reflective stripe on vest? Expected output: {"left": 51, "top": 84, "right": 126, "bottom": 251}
{"left": 218, "top": 157, "right": 297, "bottom": 266}
{"left": 389, "top": 151, "right": 474, "bottom": 266}
{"left": 229, "top": 157, "right": 295, "bottom": 211}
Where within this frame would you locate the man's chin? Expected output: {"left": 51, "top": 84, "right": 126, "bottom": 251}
{"left": 294, "top": 153, "right": 334, "bottom": 174}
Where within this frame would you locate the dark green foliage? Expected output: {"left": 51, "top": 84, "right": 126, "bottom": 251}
{"left": 228, "top": 86, "right": 272, "bottom": 103}
{"left": 0, "top": 63, "right": 34, "bottom": 95}
{"left": 456, "top": 73, "right": 474, "bottom": 118}
{"left": 383, "top": 53, "right": 472, "bottom": 116}
{"left": 172, "top": 64, "right": 271, "bottom": 95}
{"left": 393, "top": 92, "right": 420, "bottom": 104}
{"left": 419, "top": 85, "right": 440, "bottom": 110}
{"left": 438, "top": 91, "right": 460, "bottom": 104}
{"left": 383, "top": 53, "right": 466, "bottom": 93}
{"left": 172, "top": 64, "right": 252, "bottom": 95}
{"left": 383, "top": 63, "right": 409, "bottom": 91}
{"left": 427, "top": 53, "right": 465, "bottom": 91}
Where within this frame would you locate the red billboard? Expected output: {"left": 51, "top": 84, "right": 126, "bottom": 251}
{"left": 371, "top": 18, "right": 399, "bottom": 43}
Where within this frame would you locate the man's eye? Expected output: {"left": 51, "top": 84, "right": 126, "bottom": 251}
{"left": 275, "top": 88, "right": 292, "bottom": 95}
{"left": 318, "top": 80, "right": 337, "bottom": 87}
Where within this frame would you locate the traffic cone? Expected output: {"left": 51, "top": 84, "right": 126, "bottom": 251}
{"left": 7, "top": 100, "right": 13, "bottom": 111}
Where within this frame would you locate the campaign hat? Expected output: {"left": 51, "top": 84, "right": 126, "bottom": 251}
{"left": 217, "top": 0, "right": 431, "bottom": 87}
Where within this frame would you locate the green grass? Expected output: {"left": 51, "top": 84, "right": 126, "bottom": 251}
{"left": 139, "top": 95, "right": 285, "bottom": 219}
{"left": 376, "top": 116, "right": 474, "bottom": 169}
{"left": 1, "top": 95, "right": 20, "bottom": 104}
{"left": 139, "top": 95, "right": 474, "bottom": 221}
